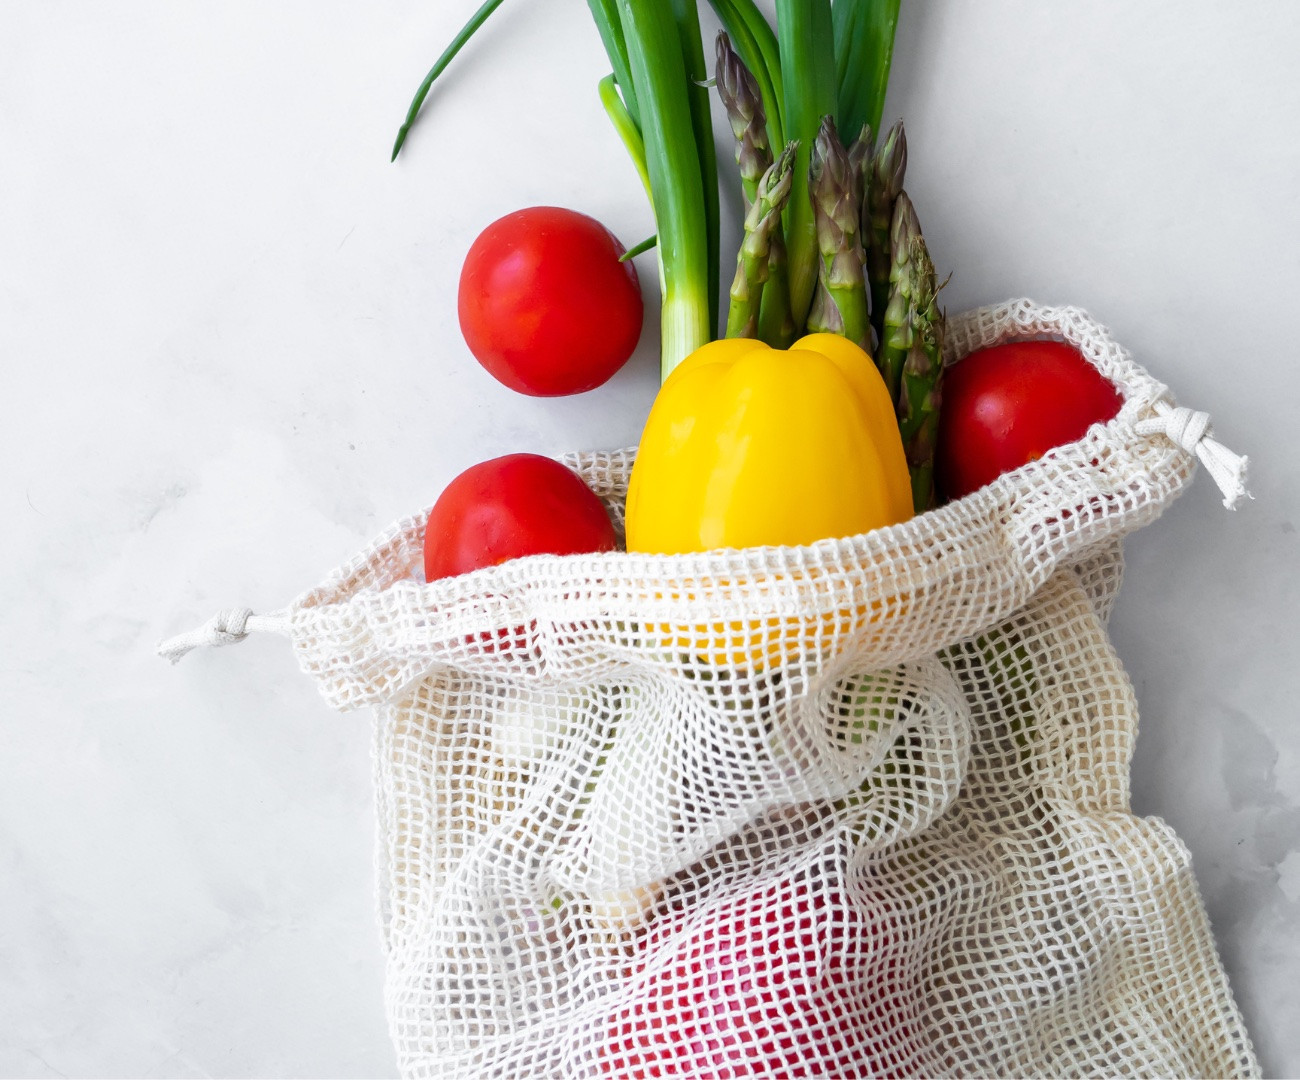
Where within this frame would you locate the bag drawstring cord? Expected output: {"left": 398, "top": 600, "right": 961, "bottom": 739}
{"left": 157, "top": 607, "right": 290, "bottom": 664}
{"left": 1133, "top": 401, "right": 1251, "bottom": 510}
{"left": 156, "top": 403, "right": 1247, "bottom": 664}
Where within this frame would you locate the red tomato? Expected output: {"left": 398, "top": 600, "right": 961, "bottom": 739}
{"left": 458, "top": 206, "right": 644, "bottom": 396}
{"left": 423, "top": 453, "right": 618, "bottom": 581}
{"left": 599, "top": 873, "right": 920, "bottom": 1078}
{"left": 936, "top": 339, "right": 1123, "bottom": 501}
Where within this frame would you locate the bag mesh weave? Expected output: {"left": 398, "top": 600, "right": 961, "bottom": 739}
{"left": 279, "top": 300, "right": 1257, "bottom": 1078}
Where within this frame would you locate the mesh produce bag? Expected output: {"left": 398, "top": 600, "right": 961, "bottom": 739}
{"left": 162, "top": 299, "right": 1258, "bottom": 1078}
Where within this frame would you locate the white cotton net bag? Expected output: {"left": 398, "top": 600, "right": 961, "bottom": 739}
{"left": 162, "top": 299, "right": 1256, "bottom": 1079}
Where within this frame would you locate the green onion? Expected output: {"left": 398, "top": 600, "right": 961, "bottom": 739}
{"left": 587, "top": 0, "right": 641, "bottom": 129}
{"left": 598, "top": 73, "right": 652, "bottom": 200}
{"left": 391, "top": 0, "right": 507, "bottom": 161}
{"left": 670, "top": 0, "right": 721, "bottom": 338}
{"left": 620, "top": 234, "right": 658, "bottom": 262}
{"left": 391, "top": 0, "right": 910, "bottom": 376}
{"left": 616, "top": 0, "right": 713, "bottom": 380}
{"left": 774, "top": 0, "right": 838, "bottom": 329}
{"left": 833, "top": 0, "right": 901, "bottom": 147}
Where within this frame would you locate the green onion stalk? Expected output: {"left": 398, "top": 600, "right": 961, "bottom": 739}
{"left": 390, "top": 0, "right": 507, "bottom": 161}
{"left": 586, "top": 0, "right": 641, "bottom": 128}
{"left": 805, "top": 116, "right": 871, "bottom": 352}
{"left": 832, "top": 0, "right": 901, "bottom": 145}
{"left": 613, "top": 0, "right": 716, "bottom": 380}
{"left": 669, "top": 0, "right": 721, "bottom": 341}
{"left": 598, "top": 74, "right": 652, "bottom": 202}
{"left": 725, "top": 144, "right": 796, "bottom": 340}
{"left": 389, "top": 1, "right": 910, "bottom": 378}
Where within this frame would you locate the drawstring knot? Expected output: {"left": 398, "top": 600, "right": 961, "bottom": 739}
{"left": 1134, "top": 400, "right": 1250, "bottom": 510}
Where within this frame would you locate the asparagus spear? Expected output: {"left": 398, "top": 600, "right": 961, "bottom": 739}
{"left": 846, "top": 122, "right": 873, "bottom": 190}
{"left": 881, "top": 192, "right": 947, "bottom": 512}
{"left": 715, "top": 31, "right": 772, "bottom": 209}
{"left": 878, "top": 190, "right": 919, "bottom": 401}
{"left": 897, "top": 267, "right": 945, "bottom": 513}
{"left": 805, "top": 116, "right": 871, "bottom": 352}
{"left": 726, "top": 143, "right": 797, "bottom": 339}
{"left": 757, "top": 224, "right": 796, "bottom": 348}
{"left": 775, "top": 0, "right": 838, "bottom": 330}
{"left": 865, "top": 119, "right": 907, "bottom": 351}
{"left": 714, "top": 32, "right": 795, "bottom": 348}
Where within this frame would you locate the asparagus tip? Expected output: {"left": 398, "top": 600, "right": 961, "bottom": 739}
{"left": 873, "top": 119, "right": 908, "bottom": 195}
{"left": 715, "top": 28, "right": 771, "bottom": 192}
{"left": 846, "top": 123, "right": 873, "bottom": 180}
{"left": 810, "top": 116, "right": 848, "bottom": 184}
{"left": 763, "top": 142, "right": 798, "bottom": 204}
{"left": 890, "top": 189, "right": 922, "bottom": 253}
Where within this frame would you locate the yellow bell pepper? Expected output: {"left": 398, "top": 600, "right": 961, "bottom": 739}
{"left": 626, "top": 333, "right": 913, "bottom": 555}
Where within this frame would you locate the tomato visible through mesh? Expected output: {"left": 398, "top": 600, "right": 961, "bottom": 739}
{"left": 598, "top": 871, "right": 919, "bottom": 1078}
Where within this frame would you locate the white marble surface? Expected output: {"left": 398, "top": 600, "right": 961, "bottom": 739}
{"left": 2, "top": 2, "right": 1297, "bottom": 1076}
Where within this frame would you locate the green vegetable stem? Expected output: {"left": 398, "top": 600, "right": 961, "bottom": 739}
{"left": 832, "top": 0, "right": 901, "bottom": 146}
{"left": 713, "top": 28, "right": 795, "bottom": 349}
{"left": 390, "top": 0, "right": 506, "bottom": 161}
{"left": 615, "top": 0, "right": 718, "bottom": 378}
{"left": 846, "top": 122, "right": 874, "bottom": 192}
{"left": 598, "top": 74, "right": 652, "bottom": 201}
{"left": 715, "top": 30, "right": 773, "bottom": 210}
{"left": 805, "top": 116, "right": 871, "bottom": 352}
{"left": 706, "top": 0, "right": 784, "bottom": 153}
{"left": 390, "top": 0, "right": 910, "bottom": 378}
{"left": 882, "top": 192, "right": 947, "bottom": 513}
{"left": 670, "top": 0, "right": 721, "bottom": 341}
{"left": 726, "top": 143, "right": 797, "bottom": 340}
{"left": 866, "top": 119, "right": 908, "bottom": 353}
{"left": 587, "top": 0, "right": 641, "bottom": 128}
{"left": 774, "top": 0, "right": 838, "bottom": 331}
{"left": 756, "top": 218, "right": 796, "bottom": 349}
